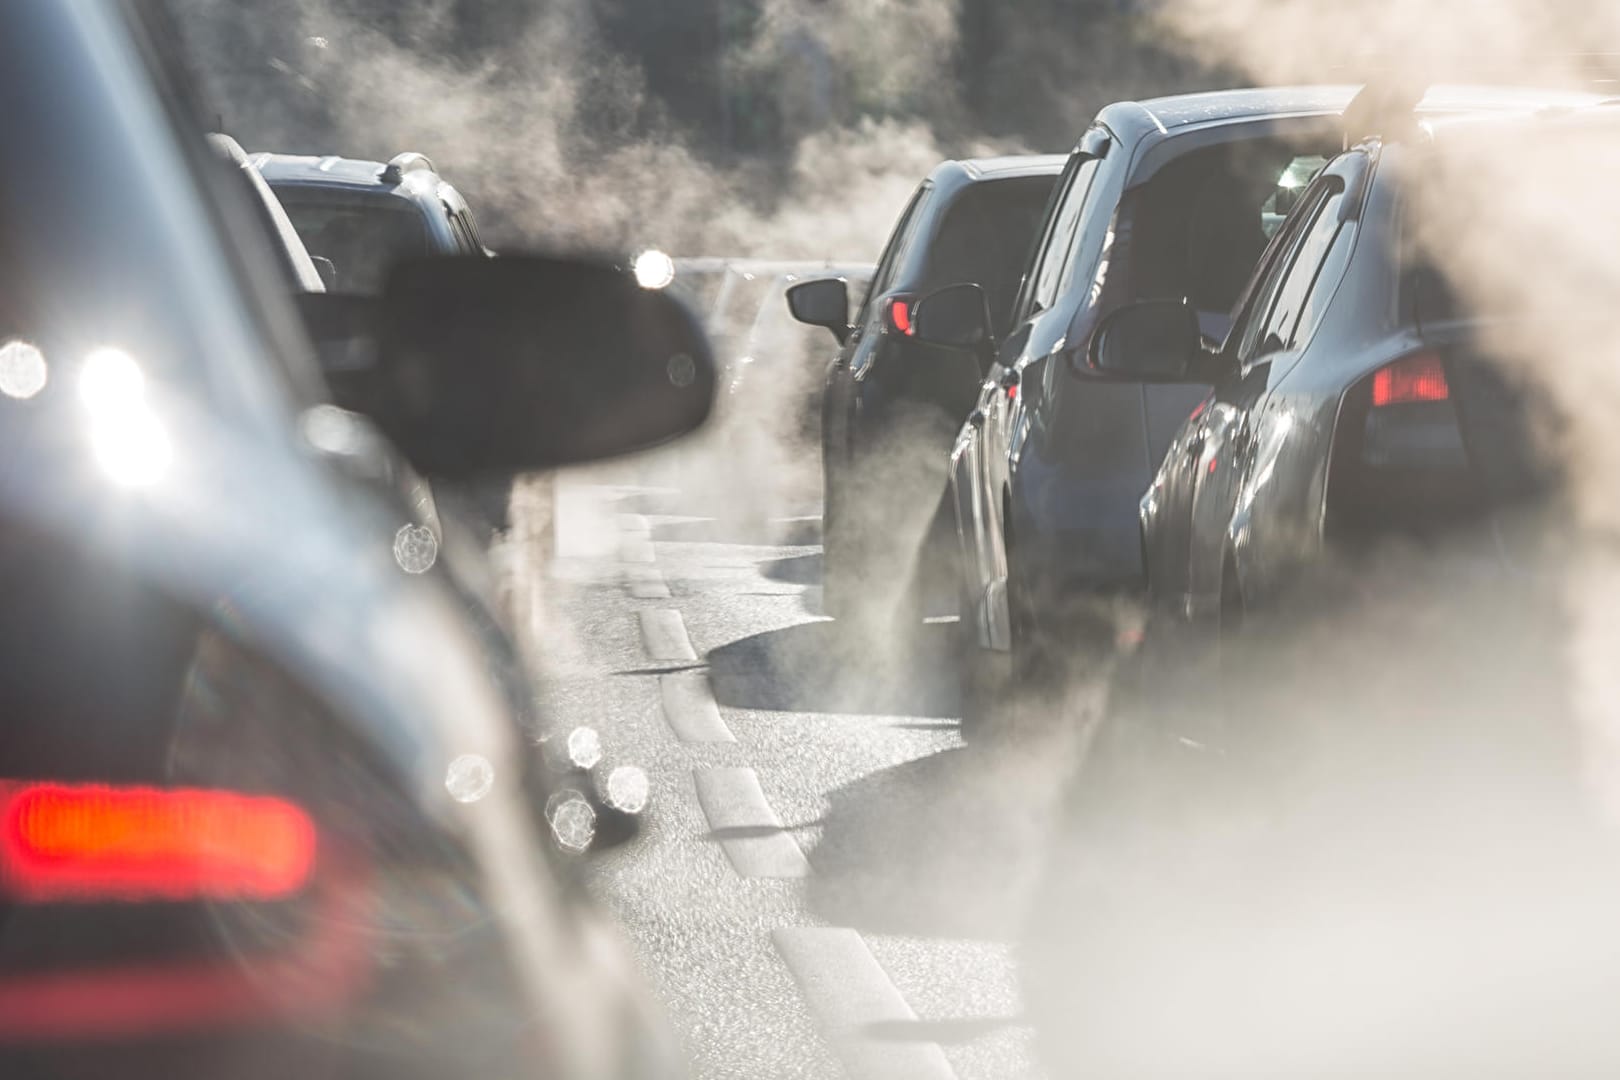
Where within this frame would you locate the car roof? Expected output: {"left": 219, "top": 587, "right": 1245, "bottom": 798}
{"left": 1104, "top": 83, "right": 1605, "bottom": 145}
{"left": 1133, "top": 85, "right": 1361, "bottom": 130}
{"left": 957, "top": 154, "right": 1070, "bottom": 179}
{"left": 249, "top": 151, "right": 447, "bottom": 201}
{"left": 929, "top": 154, "right": 1066, "bottom": 191}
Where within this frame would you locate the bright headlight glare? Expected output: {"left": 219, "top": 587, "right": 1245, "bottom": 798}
{"left": 634, "top": 249, "right": 676, "bottom": 290}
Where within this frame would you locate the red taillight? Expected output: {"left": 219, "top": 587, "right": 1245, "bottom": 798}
{"left": 1, "top": 783, "right": 316, "bottom": 903}
{"left": 885, "top": 297, "right": 915, "bottom": 336}
{"left": 1006, "top": 383, "right": 1018, "bottom": 402}
{"left": 1372, "top": 352, "right": 1450, "bottom": 407}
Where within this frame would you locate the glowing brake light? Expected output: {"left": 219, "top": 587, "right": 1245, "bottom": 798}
{"left": 1372, "top": 352, "right": 1450, "bottom": 407}
{"left": 1, "top": 783, "right": 316, "bottom": 903}
{"left": 885, "top": 297, "right": 916, "bottom": 336}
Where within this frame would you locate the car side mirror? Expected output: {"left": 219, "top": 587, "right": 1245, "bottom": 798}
{"left": 309, "top": 255, "right": 337, "bottom": 291}
{"left": 1087, "top": 300, "right": 1212, "bottom": 383}
{"left": 912, "top": 282, "right": 995, "bottom": 351}
{"left": 786, "top": 277, "right": 851, "bottom": 344}
{"left": 301, "top": 254, "right": 715, "bottom": 478}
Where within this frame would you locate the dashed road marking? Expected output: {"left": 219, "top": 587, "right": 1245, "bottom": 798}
{"left": 660, "top": 672, "right": 735, "bottom": 743}
{"left": 639, "top": 608, "right": 697, "bottom": 662}
{"left": 693, "top": 767, "right": 809, "bottom": 878}
{"left": 626, "top": 565, "right": 672, "bottom": 599}
{"left": 772, "top": 927, "right": 958, "bottom": 1080}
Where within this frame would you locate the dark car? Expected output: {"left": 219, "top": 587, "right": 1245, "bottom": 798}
{"left": 252, "top": 151, "right": 490, "bottom": 290}
{"left": 0, "top": 4, "right": 713, "bottom": 1077}
{"left": 1021, "top": 101, "right": 1620, "bottom": 1077}
{"left": 919, "top": 85, "right": 1596, "bottom": 710}
{"left": 1126, "top": 95, "right": 1605, "bottom": 638}
{"left": 253, "top": 151, "right": 516, "bottom": 532}
{"left": 786, "top": 155, "right": 1064, "bottom": 623}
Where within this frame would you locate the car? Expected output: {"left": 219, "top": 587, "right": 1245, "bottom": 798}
{"left": 1020, "top": 98, "right": 1620, "bottom": 1078}
{"left": 252, "top": 150, "right": 515, "bottom": 533}
{"left": 0, "top": 3, "right": 714, "bottom": 1077}
{"left": 251, "top": 150, "right": 491, "bottom": 291}
{"left": 214, "top": 132, "right": 446, "bottom": 543}
{"left": 914, "top": 84, "right": 1599, "bottom": 716}
{"left": 1122, "top": 91, "right": 1605, "bottom": 643}
{"left": 786, "top": 155, "right": 1064, "bottom": 624}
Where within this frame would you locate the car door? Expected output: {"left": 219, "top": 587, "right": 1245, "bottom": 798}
{"left": 1182, "top": 170, "right": 1358, "bottom": 617}
{"left": 964, "top": 138, "right": 1114, "bottom": 626}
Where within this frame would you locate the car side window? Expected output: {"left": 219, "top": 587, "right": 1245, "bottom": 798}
{"left": 1230, "top": 176, "right": 1337, "bottom": 363}
{"left": 1027, "top": 155, "right": 1101, "bottom": 313}
{"left": 857, "top": 187, "right": 928, "bottom": 323}
{"left": 1255, "top": 179, "right": 1348, "bottom": 353}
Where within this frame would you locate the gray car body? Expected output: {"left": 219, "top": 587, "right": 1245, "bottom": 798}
{"left": 949, "top": 85, "right": 1597, "bottom": 653}
{"left": 251, "top": 152, "right": 486, "bottom": 260}
{"left": 0, "top": 5, "right": 671, "bottom": 1075}
{"left": 1142, "top": 101, "right": 1609, "bottom": 624}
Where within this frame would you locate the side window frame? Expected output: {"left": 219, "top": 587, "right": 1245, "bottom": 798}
{"left": 1026, "top": 154, "right": 1101, "bottom": 315}
{"left": 1254, "top": 177, "right": 1348, "bottom": 354}
{"left": 857, "top": 185, "right": 929, "bottom": 324}
{"left": 1228, "top": 175, "right": 1338, "bottom": 365}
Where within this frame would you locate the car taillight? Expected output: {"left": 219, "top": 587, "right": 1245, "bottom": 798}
{"left": 1371, "top": 351, "right": 1449, "bottom": 407}
{"left": 884, "top": 296, "right": 916, "bottom": 336}
{"left": 1, "top": 783, "right": 317, "bottom": 903}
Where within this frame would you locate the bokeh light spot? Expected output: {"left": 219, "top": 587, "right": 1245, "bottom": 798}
{"left": 0, "top": 341, "right": 48, "bottom": 400}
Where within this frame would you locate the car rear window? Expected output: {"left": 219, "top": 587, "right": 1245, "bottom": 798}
{"left": 277, "top": 195, "right": 430, "bottom": 294}
{"left": 922, "top": 175, "right": 1056, "bottom": 334}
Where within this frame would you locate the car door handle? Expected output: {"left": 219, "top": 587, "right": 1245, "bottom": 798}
{"left": 967, "top": 409, "right": 987, "bottom": 429}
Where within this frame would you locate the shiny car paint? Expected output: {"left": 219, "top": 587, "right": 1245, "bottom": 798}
{"left": 952, "top": 90, "right": 1355, "bottom": 654}
{"left": 1140, "top": 103, "right": 1607, "bottom": 627}
{"left": 0, "top": 4, "right": 674, "bottom": 1077}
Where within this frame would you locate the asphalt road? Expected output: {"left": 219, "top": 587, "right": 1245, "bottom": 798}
{"left": 502, "top": 461, "right": 1101, "bottom": 1080}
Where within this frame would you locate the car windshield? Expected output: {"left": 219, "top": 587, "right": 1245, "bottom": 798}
{"left": 279, "top": 196, "right": 431, "bottom": 293}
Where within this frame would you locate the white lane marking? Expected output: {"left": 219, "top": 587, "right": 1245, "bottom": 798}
{"left": 625, "top": 565, "right": 672, "bottom": 599}
{"left": 638, "top": 609, "right": 697, "bottom": 662}
{"left": 693, "top": 768, "right": 809, "bottom": 878}
{"left": 659, "top": 673, "right": 734, "bottom": 743}
{"left": 772, "top": 927, "right": 958, "bottom": 1080}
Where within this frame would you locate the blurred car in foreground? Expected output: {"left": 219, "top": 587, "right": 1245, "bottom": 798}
{"left": 787, "top": 155, "right": 1063, "bottom": 623}
{"left": 918, "top": 84, "right": 1598, "bottom": 726}
{"left": 0, "top": 4, "right": 713, "bottom": 1077}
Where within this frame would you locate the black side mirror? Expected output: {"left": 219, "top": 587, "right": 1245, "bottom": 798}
{"left": 912, "top": 282, "right": 995, "bottom": 351}
{"left": 786, "top": 277, "right": 851, "bottom": 344}
{"left": 309, "top": 255, "right": 337, "bottom": 291}
{"left": 1086, "top": 300, "right": 1210, "bottom": 383}
{"left": 302, "top": 255, "right": 715, "bottom": 478}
